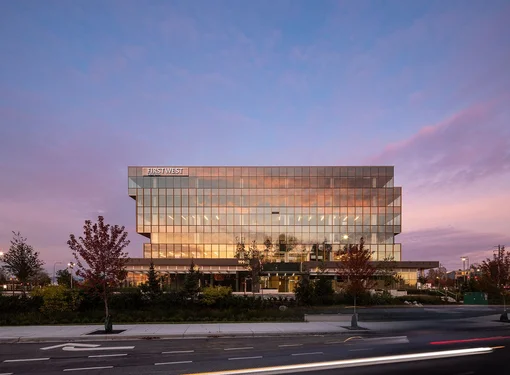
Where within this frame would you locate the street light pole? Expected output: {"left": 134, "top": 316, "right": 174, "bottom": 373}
{"left": 53, "top": 262, "right": 62, "bottom": 285}
{"left": 68, "top": 262, "right": 75, "bottom": 289}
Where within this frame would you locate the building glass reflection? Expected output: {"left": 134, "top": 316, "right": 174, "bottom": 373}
{"left": 128, "top": 166, "right": 402, "bottom": 263}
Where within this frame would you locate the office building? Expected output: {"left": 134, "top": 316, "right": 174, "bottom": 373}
{"left": 126, "top": 166, "right": 438, "bottom": 291}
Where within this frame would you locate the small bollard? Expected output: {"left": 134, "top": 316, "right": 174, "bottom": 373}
{"left": 500, "top": 312, "right": 509, "bottom": 322}
{"left": 351, "top": 313, "right": 358, "bottom": 328}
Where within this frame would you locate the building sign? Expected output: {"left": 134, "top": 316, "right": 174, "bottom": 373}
{"left": 142, "top": 167, "right": 189, "bottom": 176}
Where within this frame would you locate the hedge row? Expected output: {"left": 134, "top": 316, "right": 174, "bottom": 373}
{"left": 0, "top": 307, "right": 303, "bottom": 326}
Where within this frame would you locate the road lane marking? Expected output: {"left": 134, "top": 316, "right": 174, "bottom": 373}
{"left": 155, "top": 361, "right": 193, "bottom": 366}
{"left": 64, "top": 366, "right": 114, "bottom": 372}
{"left": 88, "top": 354, "right": 127, "bottom": 358}
{"left": 4, "top": 358, "right": 50, "bottom": 363}
{"left": 349, "top": 348, "right": 372, "bottom": 352}
{"left": 224, "top": 347, "right": 254, "bottom": 351}
{"left": 181, "top": 347, "right": 493, "bottom": 375}
{"left": 278, "top": 344, "right": 302, "bottom": 347}
{"left": 291, "top": 352, "right": 323, "bottom": 356}
{"left": 228, "top": 356, "right": 263, "bottom": 361}
{"left": 41, "top": 343, "right": 99, "bottom": 350}
{"left": 63, "top": 345, "right": 134, "bottom": 352}
{"left": 343, "top": 336, "right": 364, "bottom": 343}
{"left": 162, "top": 350, "right": 195, "bottom": 354}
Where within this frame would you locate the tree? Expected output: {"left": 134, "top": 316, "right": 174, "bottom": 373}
{"left": 2, "top": 232, "right": 44, "bottom": 292}
{"left": 294, "top": 266, "right": 315, "bottom": 305}
{"left": 426, "top": 266, "right": 447, "bottom": 287}
{"left": 480, "top": 245, "right": 510, "bottom": 314}
{"left": 314, "top": 260, "right": 334, "bottom": 303}
{"left": 263, "top": 237, "right": 274, "bottom": 262}
{"left": 140, "top": 261, "right": 161, "bottom": 300}
{"left": 336, "top": 237, "right": 376, "bottom": 327}
{"left": 56, "top": 269, "right": 73, "bottom": 288}
{"left": 378, "top": 257, "right": 403, "bottom": 290}
{"left": 29, "top": 269, "right": 52, "bottom": 287}
{"left": 67, "top": 216, "right": 130, "bottom": 321}
{"left": 183, "top": 259, "right": 202, "bottom": 301}
{"left": 235, "top": 238, "right": 264, "bottom": 293}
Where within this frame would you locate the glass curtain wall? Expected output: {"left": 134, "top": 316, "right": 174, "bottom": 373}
{"left": 128, "top": 166, "right": 402, "bottom": 262}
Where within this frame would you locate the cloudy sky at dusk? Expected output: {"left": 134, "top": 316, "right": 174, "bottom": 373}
{"left": 1, "top": 0, "right": 509, "bottom": 272}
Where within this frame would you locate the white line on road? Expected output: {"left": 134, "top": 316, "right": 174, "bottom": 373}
{"left": 162, "top": 350, "right": 195, "bottom": 354}
{"left": 41, "top": 343, "right": 99, "bottom": 350}
{"left": 349, "top": 348, "right": 373, "bottom": 352}
{"left": 155, "top": 361, "right": 193, "bottom": 366}
{"left": 291, "top": 352, "right": 323, "bottom": 356}
{"left": 224, "top": 347, "right": 254, "bottom": 351}
{"left": 63, "top": 345, "right": 134, "bottom": 352}
{"left": 228, "top": 356, "right": 263, "bottom": 361}
{"left": 64, "top": 366, "right": 114, "bottom": 372}
{"left": 278, "top": 344, "right": 302, "bottom": 347}
{"left": 88, "top": 354, "right": 128, "bottom": 358}
{"left": 4, "top": 358, "right": 50, "bottom": 363}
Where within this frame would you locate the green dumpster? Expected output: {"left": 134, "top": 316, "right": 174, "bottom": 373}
{"left": 464, "top": 292, "right": 488, "bottom": 305}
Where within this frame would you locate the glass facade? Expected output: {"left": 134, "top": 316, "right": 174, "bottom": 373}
{"left": 128, "top": 166, "right": 402, "bottom": 263}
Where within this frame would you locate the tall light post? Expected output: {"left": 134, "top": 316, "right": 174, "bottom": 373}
{"left": 0, "top": 251, "right": 4, "bottom": 294}
{"left": 461, "top": 257, "right": 469, "bottom": 286}
{"left": 68, "top": 262, "right": 75, "bottom": 289}
{"left": 53, "top": 262, "right": 62, "bottom": 285}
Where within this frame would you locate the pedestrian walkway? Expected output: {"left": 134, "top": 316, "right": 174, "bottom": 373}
{"left": 0, "top": 314, "right": 506, "bottom": 343}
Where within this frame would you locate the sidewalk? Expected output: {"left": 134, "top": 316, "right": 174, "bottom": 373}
{"left": 0, "top": 314, "right": 507, "bottom": 343}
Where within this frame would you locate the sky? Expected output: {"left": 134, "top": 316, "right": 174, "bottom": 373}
{"left": 0, "top": 0, "right": 509, "bottom": 272}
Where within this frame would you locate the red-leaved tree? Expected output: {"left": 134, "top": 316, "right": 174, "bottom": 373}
{"left": 67, "top": 216, "right": 130, "bottom": 318}
{"left": 336, "top": 237, "right": 376, "bottom": 304}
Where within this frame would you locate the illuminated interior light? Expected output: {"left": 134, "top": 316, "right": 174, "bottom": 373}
{"left": 192, "top": 215, "right": 195, "bottom": 219}
{"left": 343, "top": 234, "right": 349, "bottom": 240}
{"left": 321, "top": 216, "right": 324, "bottom": 221}
{"left": 216, "top": 215, "right": 220, "bottom": 220}
{"left": 204, "top": 215, "right": 209, "bottom": 221}
{"left": 278, "top": 216, "right": 281, "bottom": 221}
{"left": 298, "top": 216, "right": 301, "bottom": 221}
{"left": 308, "top": 216, "right": 312, "bottom": 221}
{"left": 355, "top": 216, "right": 359, "bottom": 221}
{"left": 181, "top": 215, "right": 187, "bottom": 221}
{"left": 333, "top": 216, "right": 336, "bottom": 220}
{"left": 343, "top": 216, "right": 347, "bottom": 221}
{"left": 168, "top": 216, "right": 174, "bottom": 220}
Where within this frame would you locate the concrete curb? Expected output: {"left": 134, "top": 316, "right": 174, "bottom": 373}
{"left": 0, "top": 329, "right": 378, "bottom": 344}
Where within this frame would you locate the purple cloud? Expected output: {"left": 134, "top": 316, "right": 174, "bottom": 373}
{"left": 400, "top": 226, "right": 510, "bottom": 271}
{"left": 370, "top": 98, "right": 510, "bottom": 190}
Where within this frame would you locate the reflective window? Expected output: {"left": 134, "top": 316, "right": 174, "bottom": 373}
{"left": 130, "top": 166, "right": 402, "bottom": 261}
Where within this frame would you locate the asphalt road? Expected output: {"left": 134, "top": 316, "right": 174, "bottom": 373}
{"left": 2, "top": 323, "right": 510, "bottom": 375}
{"left": 344, "top": 305, "right": 506, "bottom": 321}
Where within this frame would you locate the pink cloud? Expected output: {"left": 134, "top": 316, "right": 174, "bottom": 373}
{"left": 371, "top": 97, "right": 510, "bottom": 189}
{"left": 400, "top": 226, "right": 509, "bottom": 271}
